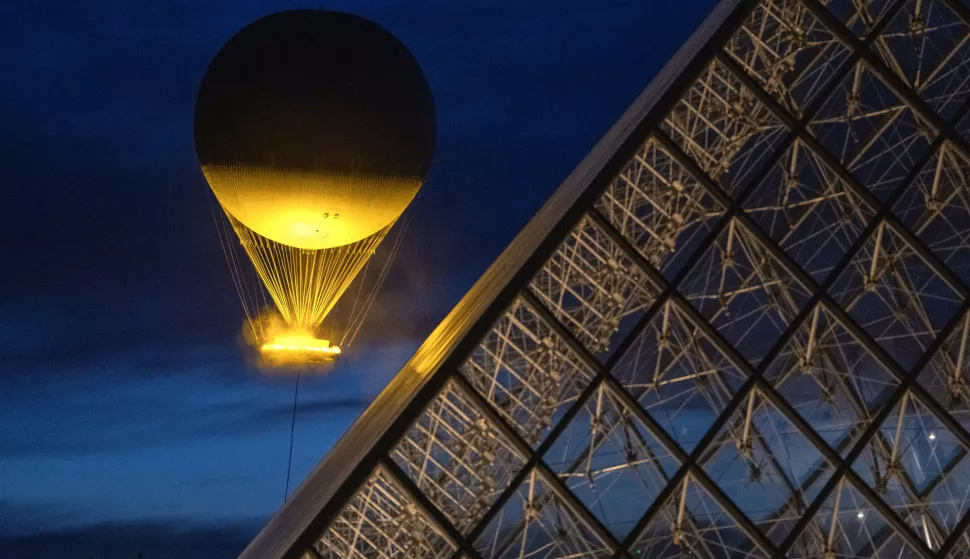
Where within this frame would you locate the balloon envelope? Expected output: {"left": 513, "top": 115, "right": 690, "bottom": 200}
{"left": 194, "top": 10, "right": 436, "bottom": 250}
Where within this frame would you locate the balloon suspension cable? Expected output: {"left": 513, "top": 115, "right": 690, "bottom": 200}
{"left": 341, "top": 198, "right": 417, "bottom": 348}
{"left": 337, "top": 257, "right": 371, "bottom": 343}
{"left": 283, "top": 370, "right": 300, "bottom": 502}
{"left": 208, "top": 195, "right": 260, "bottom": 341}
{"left": 229, "top": 215, "right": 392, "bottom": 343}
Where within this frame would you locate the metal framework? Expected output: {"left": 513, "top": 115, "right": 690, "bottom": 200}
{"left": 239, "top": 0, "right": 970, "bottom": 557}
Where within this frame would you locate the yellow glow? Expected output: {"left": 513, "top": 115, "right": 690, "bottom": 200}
{"left": 291, "top": 222, "right": 315, "bottom": 237}
{"left": 261, "top": 332, "right": 341, "bottom": 357}
{"left": 203, "top": 165, "right": 421, "bottom": 249}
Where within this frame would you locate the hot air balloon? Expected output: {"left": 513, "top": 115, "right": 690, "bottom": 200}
{"left": 195, "top": 10, "right": 435, "bottom": 362}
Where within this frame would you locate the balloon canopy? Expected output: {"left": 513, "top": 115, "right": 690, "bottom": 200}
{"left": 194, "top": 10, "right": 436, "bottom": 250}
{"left": 196, "top": 10, "right": 436, "bottom": 351}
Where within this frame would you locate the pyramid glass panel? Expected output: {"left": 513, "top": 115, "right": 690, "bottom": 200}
{"left": 894, "top": 142, "right": 970, "bottom": 286}
{"left": 823, "top": 0, "right": 899, "bottom": 38}
{"left": 610, "top": 299, "right": 748, "bottom": 453}
{"left": 808, "top": 60, "right": 935, "bottom": 199}
{"left": 472, "top": 468, "right": 614, "bottom": 559}
{"left": 698, "top": 389, "right": 835, "bottom": 545}
{"left": 390, "top": 380, "right": 528, "bottom": 534}
{"left": 723, "top": 0, "right": 851, "bottom": 118}
{"left": 543, "top": 382, "right": 681, "bottom": 540}
{"left": 677, "top": 217, "right": 811, "bottom": 363}
{"left": 850, "top": 391, "right": 970, "bottom": 545}
{"left": 787, "top": 477, "right": 927, "bottom": 559}
{"left": 919, "top": 310, "right": 970, "bottom": 433}
{"left": 628, "top": 473, "right": 773, "bottom": 558}
{"left": 239, "top": 1, "right": 970, "bottom": 558}
{"left": 830, "top": 220, "right": 963, "bottom": 369}
{"left": 459, "top": 296, "right": 597, "bottom": 448}
{"left": 871, "top": 0, "right": 970, "bottom": 119}
{"left": 594, "top": 136, "right": 725, "bottom": 280}
{"left": 528, "top": 214, "right": 659, "bottom": 360}
{"left": 312, "top": 466, "right": 457, "bottom": 559}
{"left": 661, "top": 57, "right": 789, "bottom": 195}
{"left": 765, "top": 303, "right": 900, "bottom": 455}
{"left": 744, "top": 138, "right": 875, "bottom": 282}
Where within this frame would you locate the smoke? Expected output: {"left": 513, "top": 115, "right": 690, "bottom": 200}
{"left": 322, "top": 218, "right": 465, "bottom": 350}
{"left": 239, "top": 307, "right": 338, "bottom": 376}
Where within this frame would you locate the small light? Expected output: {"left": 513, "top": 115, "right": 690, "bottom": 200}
{"left": 856, "top": 511, "right": 865, "bottom": 519}
{"left": 929, "top": 432, "right": 937, "bottom": 441}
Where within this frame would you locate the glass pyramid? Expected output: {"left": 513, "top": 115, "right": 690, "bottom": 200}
{"left": 242, "top": 0, "right": 970, "bottom": 557}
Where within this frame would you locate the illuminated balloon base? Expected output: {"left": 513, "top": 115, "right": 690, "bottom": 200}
{"left": 260, "top": 333, "right": 341, "bottom": 364}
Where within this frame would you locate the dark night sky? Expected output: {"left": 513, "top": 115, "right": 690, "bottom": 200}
{"left": 0, "top": 1, "right": 715, "bottom": 557}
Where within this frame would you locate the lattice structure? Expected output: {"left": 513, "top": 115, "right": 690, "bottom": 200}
{"left": 240, "top": 0, "right": 970, "bottom": 557}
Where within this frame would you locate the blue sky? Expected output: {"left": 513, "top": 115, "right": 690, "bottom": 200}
{"left": 0, "top": 1, "right": 715, "bottom": 556}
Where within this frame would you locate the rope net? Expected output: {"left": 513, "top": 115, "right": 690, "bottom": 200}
{"left": 211, "top": 204, "right": 396, "bottom": 365}
{"left": 227, "top": 213, "right": 394, "bottom": 335}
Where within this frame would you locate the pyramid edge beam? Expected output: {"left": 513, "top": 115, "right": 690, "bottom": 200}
{"left": 238, "top": 1, "right": 750, "bottom": 557}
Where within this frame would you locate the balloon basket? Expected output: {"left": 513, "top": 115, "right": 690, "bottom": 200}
{"left": 260, "top": 334, "right": 341, "bottom": 365}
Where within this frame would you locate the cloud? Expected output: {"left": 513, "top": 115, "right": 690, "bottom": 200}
{"left": 0, "top": 369, "right": 378, "bottom": 458}
{"left": 249, "top": 395, "right": 375, "bottom": 424}
{"left": 0, "top": 517, "right": 261, "bottom": 559}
